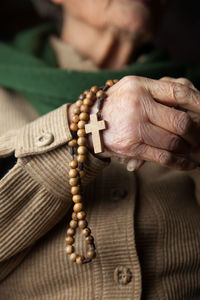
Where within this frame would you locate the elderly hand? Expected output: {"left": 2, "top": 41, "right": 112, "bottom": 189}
{"left": 94, "top": 76, "right": 200, "bottom": 171}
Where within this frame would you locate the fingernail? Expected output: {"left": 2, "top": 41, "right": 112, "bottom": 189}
{"left": 127, "top": 160, "right": 137, "bottom": 172}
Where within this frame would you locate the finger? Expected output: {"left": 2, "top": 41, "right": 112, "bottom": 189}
{"left": 141, "top": 123, "right": 191, "bottom": 154}
{"left": 145, "top": 78, "right": 200, "bottom": 113}
{"left": 126, "top": 159, "right": 144, "bottom": 171}
{"left": 137, "top": 145, "right": 198, "bottom": 171}
{"left": 160, "top": 77, "right": 197, "bottom": 91}
{"left": 147, "top": 101, "right": 200, "bottom": 147}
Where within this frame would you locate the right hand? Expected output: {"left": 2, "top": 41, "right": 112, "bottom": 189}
{"left": 91, "top": 76, "right": 200, "bottom": 171}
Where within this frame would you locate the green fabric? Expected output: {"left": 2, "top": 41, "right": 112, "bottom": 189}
{"left": 0, "top": 23, "right": 200, "bottom": 115}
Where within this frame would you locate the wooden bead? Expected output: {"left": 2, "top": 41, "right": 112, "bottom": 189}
{"left": 77, "top": 146, "right": 87, "bottom": 155}
{"left": 86, "top": 91, "right": 95, "bottom": 100}
{"left": 65, "top": 235, "right": 74, "bottom": 245}
{"left": 68, "top": 139, "right": 77, "bottom": 147}
{"left": 77, "top": 137, "right": 87, "bottom": 146}
{"left": 72, "top": 194, "right": 82, "bottom": 203}
{"left": 72, "top": 212, "right": 78, "bottom": 221}
{"left": 73, "top": 202, "right": 83, "bottom": 212}
{"left": 77, "top": 211, "right": 87, "bottom": 220}
{"left": 79, "top": 170, "right": 85, "bottom": 178}
{"left": 106, "top": 79, "right": 114, "bottom": 87}
{"left": 77, "top": 129, "right": 86, "bottom": 137}
{"left": 85, "top": 235, "right": 94, "bottom": 244}
{"left": 78, "top": 120, "right": 86, "bottom": 129}
{"left": 80, "top": 105, "right": 89, "bottom": 113}
{"left": 71, "top": 186, "right": 80, "bottom": 195}
{"left": 67, "top": 227, "right": 75, "bottom": 236}
{"left": 78, "top": 220, "right": 88, "bottom": 229}
{"left": 113, "top": 79, "right": 119, "bottom": 84}
{"left": 70, "top": 160, "right": 78, "bottom": 169}
{"left": 96, "top": 90, "right": 106, "bottom": 98}
{"left": 65, "top": 245, "right": 74, "bottom": 254}
{"left": 86, "top": 249, "right": 96, "bottom": 259}
{"left": 83, "top": 89, "right": 90, "bottom": 95}
{"left": 69, "top": 177, "right": 79, "bottom": 186}
{"left": 70, "top": 253, "right": 77, "bottom": 262}
{"left": 76, "top": 255, "right": 84, "bottom": 265}
{"left": 90, "top": 86, "right": 99, "bottom": 93}
{"left": 79, "top": 112, "right": 88, "bottom": 121}
{"left": 69, "top": 169, "right": 78, "bottom": 178}
{"left": 83, "top": 98, "right": 93, "bottom": 106}
{"left": 79, "top": 94, "right": 85, "bottom": 100}
{"left": 82, "top": 227, "right": 91, "bottom": 237}
{"left": 72, "top": 115, "right": 79, "bottom": 123}
{"left": 70, "top": 219, "right": 78, "bottom": 228}
{"left": 75, "top": 100, "right": 83, "bottom": 107}
{"left": 70, "top": 123, "right": 78, "bottom": 131}
{"left": 73, "top": 107, "right": 80, "bottom": 115}
{"left": 77, "top": 155, "right": 86, "bottom": 163}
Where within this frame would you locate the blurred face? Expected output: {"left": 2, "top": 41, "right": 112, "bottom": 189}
{"left": 59, "top": 0, "right": 167, "bottom": 40}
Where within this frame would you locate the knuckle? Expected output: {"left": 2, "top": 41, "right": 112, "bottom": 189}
{"left": 177, "top": 112, "right": 193, "bottom": 135}
{"left": 158, "top": 151, "right": 173, "bottom": 166}
{"left": 168, "top": 136, "right": 182, "bottom": 151}
{"left": 177, "top": 77, "right": 192, "bottom": 86}
{"left": 171, "top": 83, "right": 190, "bottom": 103}
{"left": 121, "top": 75, "right": 140, "bottom": 89}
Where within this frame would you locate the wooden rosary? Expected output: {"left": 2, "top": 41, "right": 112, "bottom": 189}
{"left": 66, "top": 79, "right": 118, "bottom": 265}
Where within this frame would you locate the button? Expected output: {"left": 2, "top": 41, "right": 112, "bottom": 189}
{"left": 114, "top": 266, "right": 132, "bottom": 285}
{"left": 35, "top": 132, "right": 54, "bottom": 147}
{"left": 111, "top": 188, "right": 128, "bottom": 202}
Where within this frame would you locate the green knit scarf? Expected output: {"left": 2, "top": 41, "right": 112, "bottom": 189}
{"left": 0, "top": 24, "right": 199, "bottom": 115}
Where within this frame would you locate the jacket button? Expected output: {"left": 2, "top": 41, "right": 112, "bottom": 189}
{"left": 35, "top": 132, "right": 54, "bottom": 147}
{"left": 111, "top": 188, "right": 128, "bottom": 201}
{"left": 114, "top": 266, "right": 132, "bottom": 285}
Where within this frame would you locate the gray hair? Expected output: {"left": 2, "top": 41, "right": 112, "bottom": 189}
{"left": 31, "top": 0, "right": 62, "bottom": 25}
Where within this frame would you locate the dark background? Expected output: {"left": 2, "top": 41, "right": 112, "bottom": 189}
{"left": 0, "top": 0, "right": 200, "bottom": 62}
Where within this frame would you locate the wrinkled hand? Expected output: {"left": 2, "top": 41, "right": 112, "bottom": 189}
{"left": 93, "top": 76, "right": 200, "bottom": 171}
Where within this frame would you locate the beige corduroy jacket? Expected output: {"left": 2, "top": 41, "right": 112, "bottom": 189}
{"left": 0, "top": 38, "right": 200, "bottom": 300}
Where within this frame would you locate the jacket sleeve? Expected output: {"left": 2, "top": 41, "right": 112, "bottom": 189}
{"left": 0, "top": 103, "right": 109, "bottom": 279}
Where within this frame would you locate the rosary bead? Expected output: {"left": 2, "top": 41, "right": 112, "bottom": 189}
{"left": 78, "top": 220, "right": 88, "bottom": 229}
{"left": 77, "top": 155, "right": 86, "bottom": 163}
{"left": 71, "top": 186, "right": 80, "bottom": 195}
{"left": 69, "top": 177, "right": 79, "bottom": 186}
{"left": 86, "top": 91, "right": 95, "bottom": 100}
{"left": 70, "top": 253, "right": 77, "bottom": 262}
{"left": 85, "top": 235, "right": 94, "bottom": 244}
{"left": 77, "top": 129, "right": 86, "bottom": 137}
{"left": 73, "top": 202, "right": 83, "bottom": 212}
{"left": 82, "top": 227, "right": 91, "bottom": 237}
{"left": 80, "top": 105, "right": 89, "bottom": 113}
{"left": 72, "top": 212, "right": 78, "bottom": 221}
{"left": 73, "top": 107, "right": 80, "bottom": 115}
{"left": 69, "top": 169, "right": 79, "bottom": 178}
{"left": 68, "top": 139, "right": 77, "bottom": 147}
{"left": 78, "top": 120, "right": 86, "bottom": 129}
{"left": 83, "top": 98, "right": 93, "bottom": 106}
{"left": 69, "top": 160, "right": 78, "bottom": 169}
{"left": 76, "top": 255, "right": 84, "bottom": 265}
{"left": 66, "top": 235, "right": 74, "bottom": 245}
{"left": 90, "top": 86, "right": 99, "bottom": 93}
{"left": 65, "top": 245, "right": 74, "bottom": 254}
{"left": 106, "top": 79, "right": 114, "bottom": 87}
{"left": 77, "top": 146, "right": 87, "bottom": 155}
{"left": 72, "top": 115, "right": 79, "bottom": 123}
{"left": 70, "top": 219, "right": 78, "bottom": 228}
{"left": 86, "top": 249, "right": 96, "bottom": 259}
{"left": 77, "top": 211, "right": 87, "bottom": 220}
{"left": 79, "top": 112, "right": 89, "bottom": 121}
{"left": 113, "top": 79, "right": 119, "bottom": 84}
{"left": 70, "top": 123, "right": 78, "bottom": 131}
{"left": 96, "top": 90, "right": 106, "bottom": 98}
{"left": 76, "top": 100, "right": 83, "bottom": 107}
{"left": 77, "top": 137, "right": 87, "bottom": 146}
{"left": 83, "top": 89, "right": 90, "bottom": 95}
{"left": 79, "top": 170, "right": 85, "bottom": 178}
{"left": 67, "top": 227, "right": 75, "bottom": 236}
{"left": 79, "top": 94, "right": 85, "bottom": 100}
{"left": 72, "top": 194, "right": 82, "bottom": 203}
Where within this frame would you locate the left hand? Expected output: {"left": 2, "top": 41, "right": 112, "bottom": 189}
{"left": 126, "top": 76, "right": 200, "bottom": 171}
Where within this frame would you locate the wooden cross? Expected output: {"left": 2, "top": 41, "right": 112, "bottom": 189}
{"left": 85, "top": 113, "right": 106, "bottom": 154}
